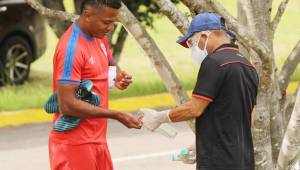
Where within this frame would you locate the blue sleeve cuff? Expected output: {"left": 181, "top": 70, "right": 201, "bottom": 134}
{"left": 57, "top": 80, "right": 80, "bottom": 85}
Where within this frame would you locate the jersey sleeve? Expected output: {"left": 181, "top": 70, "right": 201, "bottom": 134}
{"left": 54, "top": 46, "right": 84, "bottom": 85}
{"left": 192, "top": 58, "right": 224, "bottom": 102}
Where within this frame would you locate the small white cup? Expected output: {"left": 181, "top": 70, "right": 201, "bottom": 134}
{"left": 108, "top": 66, "right": 117, "bottom": 88}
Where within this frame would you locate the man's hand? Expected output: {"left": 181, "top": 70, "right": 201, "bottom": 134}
{"left": 117, "top": 112, "right": 143, "bottom": 129}
{"left": 139, "top": 108, "right": 171, "bottom": 131}
{"left": 115, "top": 71, "right": 132, "bottom": 90}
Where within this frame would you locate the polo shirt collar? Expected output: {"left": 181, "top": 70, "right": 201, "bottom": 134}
{"left": 213, "top": 43, "right": 239, "bottom": 53}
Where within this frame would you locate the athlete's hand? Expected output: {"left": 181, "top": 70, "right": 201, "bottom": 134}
{"left": 117, "top": 112, "right": 143, "bottom": 129}
{"left": 115, "top": 71, "right": 132, "bottom": 90}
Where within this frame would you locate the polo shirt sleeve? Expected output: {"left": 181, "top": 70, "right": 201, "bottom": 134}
{"left": 253, "top": 70, "right": 259, "bottom": 105}
{"left": 55, "top": 47, "right": 84, "bottom": 85}
{"left": 192, "top": 57, "right": 223, "bottom": 102}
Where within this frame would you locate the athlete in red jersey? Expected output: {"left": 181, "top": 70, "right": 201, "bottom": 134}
{"left": 49, "top": 1, "right": 142, "bottom": 170}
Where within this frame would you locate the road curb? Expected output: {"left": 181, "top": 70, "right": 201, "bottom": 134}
{"left": 0, "top": 109, "right": 52, "bottom": 127}
{"left": 1, "top": 80, "right": 298, "bottom": 128}
{"left": 0, "top": 91, "right": 192, "bottom": 128}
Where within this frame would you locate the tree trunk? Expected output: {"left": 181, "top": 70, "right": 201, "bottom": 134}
{"left": 276, "top": 88, "right": 300, "bottom": 170}
{"left": 110, "top": 3, "right": 140, "bottom": 63}
{"left": 279, "top": 40, "right": 300, "bottom": 94}
{"left": 250, "top": 0, "right": 285, "bottom": 166}
{"left": 282, "top": 90, "right": 298, "bottom": 127}
{"left": 117, "top": 3, "right": 195, "bottom": 131}
{"left": 236, "top": 1, "right": 274, "bottom": 169}
{"left": 74, "top": 0, "right": 84, "bottom": 14}
{"left": 112, "top": 26, "right": 128, "bottom": 63}
{"left": 42, "top": 0, "right": 72, "bottom": 37}
{"left": 252, "top": 91, "right": 274, "bottom": 170}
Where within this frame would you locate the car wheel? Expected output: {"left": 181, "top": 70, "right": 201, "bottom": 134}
{"left": 0, "top": 36, "right": 32, "bottom": 85}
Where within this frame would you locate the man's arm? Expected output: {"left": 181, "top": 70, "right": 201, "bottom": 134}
{"left": 169, "top": 97, "right": 210, "bottom": 122}
{"left": 141, "top": 97, "right": 210, "bottom": 131}
{"left": 57, "top": 83, "right": 142, "bottom": 129}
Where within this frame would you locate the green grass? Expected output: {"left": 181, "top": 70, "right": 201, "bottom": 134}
{"left": 0, "top": 71, "right": 52, "bottom": 111}
{"left": 109, "top": 78, "right": 196, "bottom": 100}
{"left": 0, "top": 0, "right": 299, "bottom": 111}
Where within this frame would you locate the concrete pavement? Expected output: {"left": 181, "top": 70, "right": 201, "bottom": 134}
{"left": 0, "top": 119, "right": 196, "bottom": 170}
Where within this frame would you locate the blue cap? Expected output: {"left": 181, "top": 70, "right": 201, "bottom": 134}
{"left": 176, "top": 12, "right": 235, "bottom": 48}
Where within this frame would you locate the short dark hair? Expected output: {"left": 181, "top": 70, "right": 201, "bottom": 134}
{"left": 80, "top": 0, "right": 122, "bottom": 14}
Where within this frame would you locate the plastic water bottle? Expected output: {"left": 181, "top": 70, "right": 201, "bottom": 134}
{"left": 137, "top": 111, "right": 178, "bottom": 139}
{"left": 156, "top": 123, "right": 178, "bottom": 139}
{"left": 172, "top": 148, "right": 196, "bottom": 163}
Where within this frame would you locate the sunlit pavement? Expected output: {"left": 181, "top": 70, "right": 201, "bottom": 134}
{"left": 0, "top": 119, "right": 195, "bottom": 170}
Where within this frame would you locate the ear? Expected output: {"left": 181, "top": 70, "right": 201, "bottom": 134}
{"left": 82, "top": 8, "right": 93, "bottom": 22}
{"left": 201, "top": 31, "right": 211, "bottom": 38}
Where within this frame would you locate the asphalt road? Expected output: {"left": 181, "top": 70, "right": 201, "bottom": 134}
{"left": 0, "top": 119, "right": 196, "bottom": 170}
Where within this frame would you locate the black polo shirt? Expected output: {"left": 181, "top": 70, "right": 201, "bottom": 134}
{"left": 192, "top": 44, "right": 258, "bottom": 170}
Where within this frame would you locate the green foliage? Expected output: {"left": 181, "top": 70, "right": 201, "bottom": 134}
{"left": 124, "top": 0, "right": 180, "bottom": 28}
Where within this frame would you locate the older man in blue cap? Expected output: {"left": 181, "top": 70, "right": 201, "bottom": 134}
{"left": 140, "top": 12, "right": 259, "bottom": 170}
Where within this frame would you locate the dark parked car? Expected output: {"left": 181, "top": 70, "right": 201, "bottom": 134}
{"left": 0, "top": 0, "right": 46, "bottom": 85}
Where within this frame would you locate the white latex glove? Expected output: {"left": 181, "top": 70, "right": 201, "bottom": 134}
{"left": 182, "top": 144, "right": 196, "bottom": 164}
{"left": 139, "top": 108, "right": 171, "bottom": 131}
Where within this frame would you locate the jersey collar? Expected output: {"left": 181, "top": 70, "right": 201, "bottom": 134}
{"left": 73, "top": 22, "right": 94, "bottom": 42}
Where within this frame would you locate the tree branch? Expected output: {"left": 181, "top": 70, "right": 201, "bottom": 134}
{"left": 296, "top": 83, "right": 300, "bottom": 95}
{"left": 279, "top": 40, "right": 300, "bottom": 94}
{"left": 277, "top": 84, "right": 300, "bottom": 169}
{"left": 26, "top": 0, "right": 77, "bottom": 21}
{"left": 283, "top": 83, "right": 300, "bottom": 127}
{"left": 153, "top": 0, "right": 190, "bottom": 35}
{"left": 182, "top": 0, "right": 243, "bottom": 38}
{"left": 118, "top": 3, "right": 195, "bottom": 132}
{"left": 41, "top": 0, "right": 72, "bottom": 38}
{"left": 180, "top": 0, "right": 212, "bottom": 14}
{"left": 203, "top": 0, "right": 272, "bottom": 63}
{"left": 272, "top": 0, "right": 290, "bottom": 33}
{"left": 117, "top": 4, "right": 190, "bottom": 102}
{"left": 238, "top": 0, "right": 256, "bottom": 33}
{"left": 181, "top": 0, "right": 272, "bottom": 67}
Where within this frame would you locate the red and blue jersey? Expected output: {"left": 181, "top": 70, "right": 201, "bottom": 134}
{"left": 50, "top": 23, "right": 113, "bottom": 145}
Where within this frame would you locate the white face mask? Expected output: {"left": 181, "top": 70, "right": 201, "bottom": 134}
{"left": 190, "top": 32, "right": 211, "bottom": 65}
